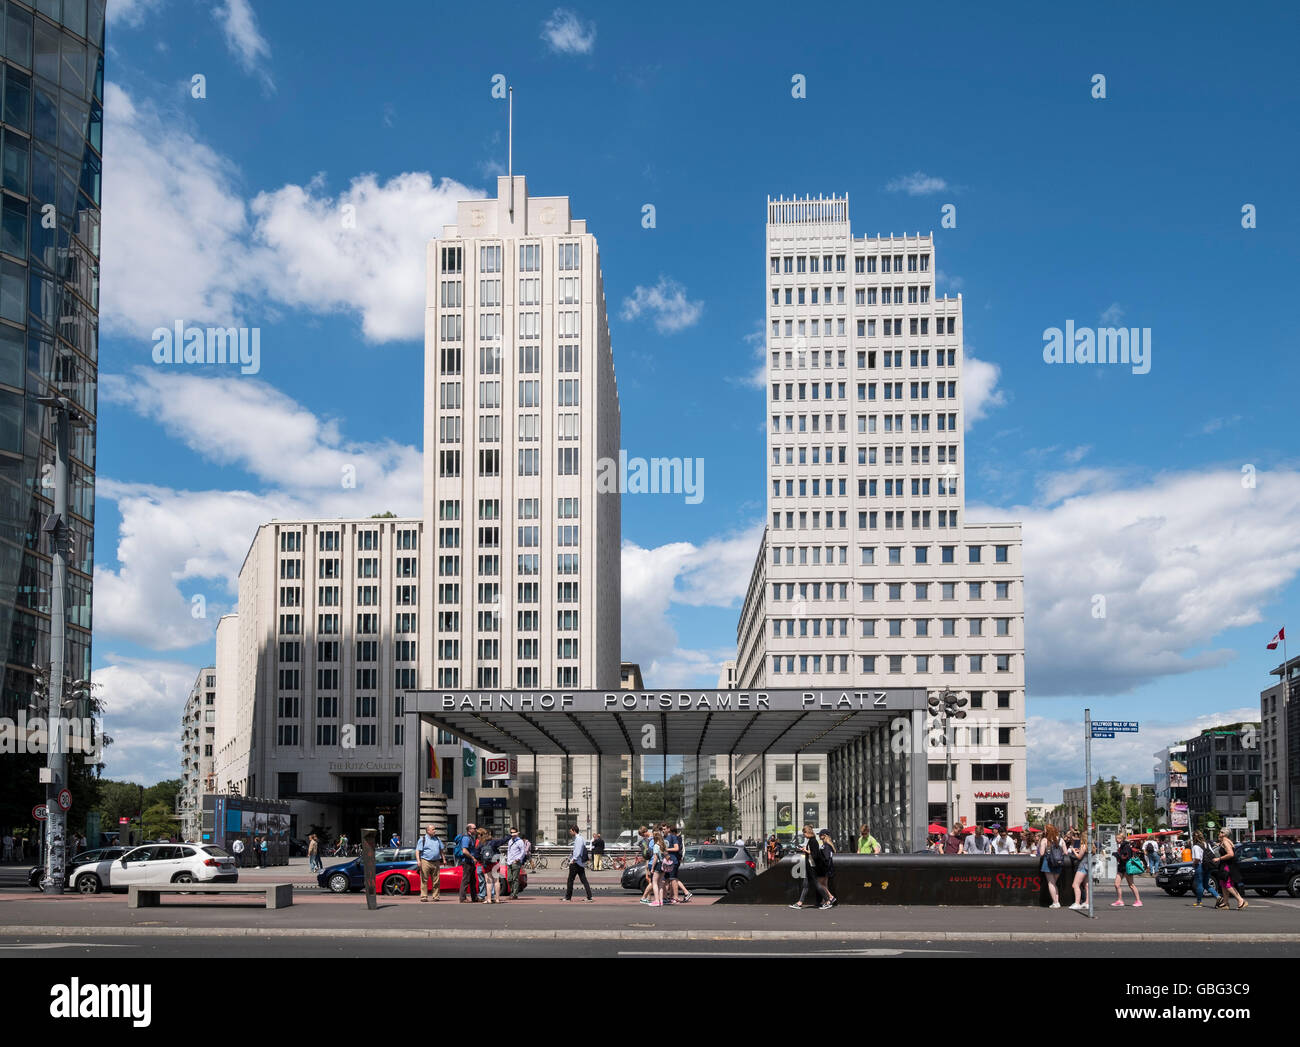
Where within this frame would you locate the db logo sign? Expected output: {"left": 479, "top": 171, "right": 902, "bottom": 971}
{"left": 484, "top": 756, "right": 517, "bottom": 779}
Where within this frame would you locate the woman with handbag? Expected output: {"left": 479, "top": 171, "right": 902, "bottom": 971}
{"left": 1037, "top": 824, "right": 1064, "bottom": 908}
{"left": 1213, "top": 831, "right": 1247, "bottom": 910}
{"left": 1111, "top": 832, "right": 1144, "bottom": 907}
{"left": 648, "top": 830, "right": 667, "bottom": 907}
{"left": 1067, "top": 831, "right": 1090, "bottom": 910}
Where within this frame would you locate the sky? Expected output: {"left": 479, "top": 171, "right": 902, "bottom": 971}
{"left": 92, "top": 0, "right": 1300, "bottom": 802}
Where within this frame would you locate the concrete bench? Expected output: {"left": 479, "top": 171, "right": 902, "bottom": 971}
{"left": 128, "top": 882, "right": 294, "bottom": 909}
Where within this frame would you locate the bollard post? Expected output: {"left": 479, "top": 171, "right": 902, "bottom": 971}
{"left": 362, "top": 828, "right": 377, "bottom": 910}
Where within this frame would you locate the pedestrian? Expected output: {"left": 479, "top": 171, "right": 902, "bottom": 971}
{"left": 648, "top": 830, "right": 666, "bottom": 907}
{"left": 664, "top": 823, "right": 693, "bottom": 903}
{"left": 963, "top": 826, "right": 991, "bottom": 855}
{"left": 816, "top": 829, "right": 838, "bottom": 909}
{"left": 1111, "top": 832, "right": 1144, "bottom": 907}
{"left": 389, "top": 832, "right": 400, "bottom": 849}
{"left": 455, "top": 823, "right": 478, "bottom": 902}
{"left": 414, "top": 825, "right": 443, "bottom": 902}
{"left": 1211, "top": 831, "right": 1247, "bottom": 910}
{"left": 1190, "top": 831, "right": 1219, "bottom": 908}
{"left": 2, "top": 833, "right": 12, "bottom": 863}
{"left": 505, "top": 827, "right": 528, "bottom": 899}
{"left": 635, "top": 826, "right": 656, "bottom": 903}
{"left": 1067, "top": 831, "right": 1090, "bottom": 909}
{"left": 766, "top": 835, "right": 780, "bottom": 865}
{"left": 1038, "top": 824, "right": 1065, "bottom": 908}
{"left": 477, "top": 829, "right": 507, "bottom": 903}
{"left": 991, "top": 827, "right": 1016, "bottom": 855}
{"left": 591, "top": 831, "right": 605, "bottom": 871}
{"left": 258, "top": 835, "right": 269, "bottom": 868}
{"left": 307, "top": 833, "right": 320, "bottom": 874}
{"left": 564, "top": 824, "right": 594, "bottom": 902}
{"left": 943, "top": 828, "right": 963, "bottom": 855}
{"left": 1143, "top": 838, "right": 1159, "bottom": 875}
{"left": 856, "top": 824, "right": 881, "bottom": 854}
{"left": 790, "top": 825, "right": 831, "bottom": 910}
{"left": 231, "top": 836, "right": 245, "bottom": 867}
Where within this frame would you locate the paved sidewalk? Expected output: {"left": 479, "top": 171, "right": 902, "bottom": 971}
{"left": 1, "top": 886, "right": 1296, "bottom": 942}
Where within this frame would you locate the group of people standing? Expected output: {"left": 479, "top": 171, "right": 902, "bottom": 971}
{"left": 635, "top": 823, "right": 695, "bottom": 906}
{"left": 228, "top": 835, "right": 270, "bottom": 868}
{"left": 409, "top": 823, "right": 532, "bottom": 903}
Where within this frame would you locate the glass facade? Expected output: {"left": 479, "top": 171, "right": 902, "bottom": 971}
{"left": 0, "top": 1, "right": 103, "bottom": 718}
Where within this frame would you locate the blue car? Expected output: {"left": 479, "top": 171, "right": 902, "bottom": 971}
{"left": 318, "top": 847, "right": 419, "bottom": 893}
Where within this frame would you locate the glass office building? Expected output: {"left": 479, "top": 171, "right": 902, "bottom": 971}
{"left": 0, "top": 0, "right": 103, "bottom": 718}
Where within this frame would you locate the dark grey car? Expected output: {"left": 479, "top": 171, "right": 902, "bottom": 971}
{"left": 621, "top": 844, "right": 757, "bottom": 893}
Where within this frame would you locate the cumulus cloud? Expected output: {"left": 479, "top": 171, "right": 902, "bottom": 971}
{"left": 886, "top": 172, "right": 950, "bottom": 196}
{"left": 541, "top": 8, "right": 596, "bottom": 54}
{"left": 1100, "top": 302, "right": 1125, "bottom": 325}
{"left": 620, "top": 277, "right": 703, "bottom": 334}
{"left": 93, "top": 656, "right": 204, "bottom": 783}
{"left": 107, "top": 0, "right": 165, "bottom": 26}
{"left": 621, "top": 524, "right": 764, "bottom": 685}
{"left": 1028, "top": 707, "right": 1260, "bottom": 801}
{"left": 973, "top": 467, "right": 1300, "bottom": 697}
{"left": 214, "top": 0, "right": 274, "bottom": 91}
{"left": 100, "top": 82, "right": 480, "bottom": 343}
{"left": 962, "top": 349, "right": 1007, "bottom": 428}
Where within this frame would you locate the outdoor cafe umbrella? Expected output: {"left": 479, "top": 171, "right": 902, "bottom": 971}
{"left": 927, "top": 823, "right": 948, "bottom": 834}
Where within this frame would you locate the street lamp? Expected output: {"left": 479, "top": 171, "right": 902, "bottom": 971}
{"left": 581, "top": 786, "right": 592, "bottom": 832}
{"left": 928, "top": 688, "right": 968, "bottom": 833}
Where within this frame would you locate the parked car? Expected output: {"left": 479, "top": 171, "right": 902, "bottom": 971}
{"left": 621, "top": 845, "right": 756, "bottom": 893}
{"left": 70, "top": 844, "right": 238, "bottom": 894}
{"left": 318, "top": 848, "right": 417, "bottom": 893}
{"left": 28, "top": 847, "right": 128, "bottom": 891}
{"left": 378, "top": 862, "right": 527, "bottom": 897}
{"left": 1156, "top": 842, "right": 1300, "bottom": 898}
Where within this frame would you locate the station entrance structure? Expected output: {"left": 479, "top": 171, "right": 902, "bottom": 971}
{"left": 401, "top": 688, "right": 930, "bottom": 851}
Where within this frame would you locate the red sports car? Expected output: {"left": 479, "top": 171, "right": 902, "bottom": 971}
{"left": 376, "top": 862, "right": 527, "bottom": 897}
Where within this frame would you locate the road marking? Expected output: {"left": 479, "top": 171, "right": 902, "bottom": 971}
{"left": 617, "top": 947, "right": 965, "bottom": 957}
{"left": 0, "top": 942, "right": 127, "bottom": 950}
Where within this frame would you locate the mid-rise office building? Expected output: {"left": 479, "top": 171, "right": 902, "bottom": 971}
{"left": 1262, "top": 653, "right": 1298, "bottom": 830}
{"left": 1186, "top": 723, "right": 1262, "bottom": 824}
{"left": 179, "top": 666, "right": 215, "bottom": 839}
{"left": 734, "top": 194, "right": 1027, "bottom": 834}
{"left": 0, "top": 3, "right": 104, "bottom": 724}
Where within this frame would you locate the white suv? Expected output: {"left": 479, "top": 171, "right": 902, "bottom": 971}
{"left": 71, "top": 843, "right": 238, "bottom": 894}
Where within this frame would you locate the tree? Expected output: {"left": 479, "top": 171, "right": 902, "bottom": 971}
{"left": 142, "top": 802, "right": 177, "bottom": 841}
{"left": 684, "top": 780, "right": 740, "bottom": 838}
{"left": 620, "top": 774, "right": 686, "bottom": 828}
{"left": 143, "top": 779, "right": 181, "bottom": 813}
{"left": 369, "top": 511, "right": 397, "bottom": 518}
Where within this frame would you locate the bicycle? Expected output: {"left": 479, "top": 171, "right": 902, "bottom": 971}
{"left": 524, "top": 854, "right": 548, "bottom": 871}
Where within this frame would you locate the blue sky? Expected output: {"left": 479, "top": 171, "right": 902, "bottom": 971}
{"left": 93, "top": 1, "right": 1300, "bottom": 800}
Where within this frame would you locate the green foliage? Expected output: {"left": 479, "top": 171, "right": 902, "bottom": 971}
{"left": 369, "top": 511, "right": 397, "bottom": 518}
{"left": 684, "top": 780, "right": 740, "bottom": 838}
{"left": 143, "top": 779, "right": 181, "bottom": 812}
{"left": 620, "top": 774, "right": 685, "bottom": 828}
{"left": 141, "top": 802, "right": 176, "bottom": 840}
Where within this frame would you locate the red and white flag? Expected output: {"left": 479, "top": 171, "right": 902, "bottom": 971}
{"left": 1267, "top": 627, "right": 1285, "bottom": 650}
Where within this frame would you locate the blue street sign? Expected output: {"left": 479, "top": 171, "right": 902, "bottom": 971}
{"left": 1091, "top": 721, "right": 1139, "bottom": 732}
{"left": 1091, "top": 730, "right": 1115, "bottom": 738}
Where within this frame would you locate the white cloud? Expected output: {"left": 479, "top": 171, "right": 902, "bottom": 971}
{"left": 936, "top": 269, "right": 964, "bottom": 292}
{"left": 620, "top": 524, "right": 764, "bottom": 685}
{"left": 214, "top": 0, "right": 274, "bottom": 91}
{"left": 1028, "top": 707, "right": 1259, "bottom": 801}
{"left": 962, "top": 349, "right": 1006, "bottom": 428}
{"left": 620, "top": 277, "right": 703, "bottom": 334}
{"left": 95, "top": 372, "right": 423, "bottom": 649}
{"left": 107, "top": 0, "right": 165, "bottom": 26}
{"left": 100, "top": 82, "right": 481, "bottom": 343}
{"left": 1100, "top": 302, "right": 1126, "bottom": 325}
{"left": 886, "top": 172, "right": 950, "bottom": 196}
{"left": 93, "top": 656, "right": 203, "bottom": 783}
{"left": 972, "top": 467, "right": 1300, "bottom": 696}
{"left": 734, "top": 323, "right": 767, "bottom": 389}
{"left": 541, "top": 8, "right": 596, "bottom": 54}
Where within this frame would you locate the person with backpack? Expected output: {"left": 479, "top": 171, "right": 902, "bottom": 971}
{"left": 1067, "top": 831, "right": 1090, "bottom": 910}
{"left": 414, "top": 825, "right": 443, "bottom": 902}
{"left": 1143, "top": 838, "right": 1159, "bottom": 875}
{"left": 1191, "top": 831, "right": 1220, "bottom": 908}
{"left": 455, "top": 823, "right": 478, "bottom": 902}
{"left": 1111, "top": 832, "right": 1144, "bottom": 907}
{"left": 505, "top": 827, "right": 528, "bottom": 899}
{"left": 1037, "top": 824, "right": 1065, "bottom": 908}
{"left": 564, "top": 824, "right": 594, "bottom": 902}
{"left": 477, "top": 828, "right": 508, "bottom": 903}
{"left": 662, "top": 824, "right": 693, "bottom": 903}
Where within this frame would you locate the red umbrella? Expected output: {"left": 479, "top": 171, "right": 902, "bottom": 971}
{"left": 927, "top": 823, "right": 948, "bottom": 834}
{"left": 1008, "top": 825, "right": 1026, "bottom": 833}
{"left": 962, "top": 825, "right": 994, "bottom": 835}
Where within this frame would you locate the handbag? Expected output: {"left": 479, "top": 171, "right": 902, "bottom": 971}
{"left": 1124, "top": 857, "right": 1145, "bottom": 876}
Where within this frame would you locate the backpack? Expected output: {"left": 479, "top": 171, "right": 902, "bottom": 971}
{"left": 1046, "top": 843, "right": 1064, "bottom": 872}
{"left": 453, "top": 835, "right": 466, "bottom": 860}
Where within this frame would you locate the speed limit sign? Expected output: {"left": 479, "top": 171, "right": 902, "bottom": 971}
{"left": 32, "top": 804, "right": 48, "bottom": 821}
{"left": 57, "top": 789, "right": 72, "bottom": 811}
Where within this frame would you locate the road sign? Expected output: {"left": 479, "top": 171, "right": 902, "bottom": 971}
{"left": 57, "top": 789, "right": 72, "bottom": 811}
{"left": 1091, "top": 730, "right": 1115, "bottom": 738}
{"left": 1091, "top": 721, "right": 1139, "bottom": 732}
{"left": 1207, "top": 821, "right": 1216, "bottom": 829}
{"left": 118, "top": 816, "right": 129, "bottom": 825}
{"left": 32, "top": 804, "right": 48, "bottom": 821}
{"left": 1226, "top": 816, "right": 1248, "bottom": 830}
{"left": 1246, "top": 801, "right": 1260, "bottom": 821}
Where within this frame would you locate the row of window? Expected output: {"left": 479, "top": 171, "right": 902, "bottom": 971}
{"left": 438, "top": 498, "right": 579, "bottom": 522}
{"left": 770, "top": 284, "right": 937, "bottom": 308}
{"left": 277, "top": 640, "right": 417, "bottom": 663}
{"left": 772, "top": 616, "right": 1015, "bottom": 638}
{"left": 769, "top": 252, "right": 931, "bottom": 275}
{"left": 276, "top": 668, "right": 419, "bottom": 692}
{"left": 772, "top": 653, "right": 1017, "bottom": 674}
{"left": 767, "top": 412, "right": 961, "bottom": 436}
{"left": 435, "top": 525, "right": 580, "bottom": 550}
{"left": 278, "top": 557, "right": 417, "bottom": 580}
{"left": 440, "top": 242, "right": 581, "bottom": 278}
{"left": 436, "top": 581, "right": 580, "bottom": 606}
{"left": 764, "top": 578, "right": 1015, "bottom": 603}
{"left": 770, "top": 348, "right": 959, "bottom": 373}
{"left": 277, "top": 585, "right": 418, "bottom": 608}
{"left": 435, "top": 379, "right": 581, "bottom": 411}
{"left": 771, "top": 315, "right": 957, "bottom": 341}
{"left": 278, "top": 612, "right": 419, "bottom": 636}
{"left": 439, "top": 276, "right": 582, "bottom": 310}
{"left": 433, "top": 552, "right": 581, "bottom": 577}
{"left": 437, "top": 667, "right": 583, "bottom": 689}
{"left": 278, "top": 530, "right": 417, "bottom": 553}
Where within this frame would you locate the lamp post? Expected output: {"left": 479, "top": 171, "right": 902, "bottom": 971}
{"left": 581, "top": 786, "right": 592, "bottom": 833}
{"left": 927, "top": 688, "right": 968, "bottom": 833}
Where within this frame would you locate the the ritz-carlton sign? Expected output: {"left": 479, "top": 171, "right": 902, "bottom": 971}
{"left": 429, "top": 690, "right": 911, "bottom": 713}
